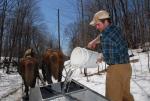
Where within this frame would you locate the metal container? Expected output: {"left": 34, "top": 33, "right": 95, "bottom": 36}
{"left": 29, "top": 80, "right": 109, "bottom": 101}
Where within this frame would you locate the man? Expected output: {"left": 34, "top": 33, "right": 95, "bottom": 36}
{"left": 87, "top": 10, "right": 134, "bottom": 101}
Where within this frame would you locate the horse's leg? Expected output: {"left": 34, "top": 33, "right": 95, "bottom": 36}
{"left": 46, "top": 65, "right": 52, "bottom": 84}
{"left": 23, "top": 84, "right": 29, "bottom": 100}
{"left": 25, "top": 85, "right": 29, "bottom": 96}
{"left": 58, "top": 71, "right": 62, "bottom": 82}
{"left": 58, "top": 65, "right": 64, "bottom": 91}
{"left": 58, "top": 66, "right": 64, "bottom": 82}
{"left": 46, "top": 71, "right": 52, "bottom": 84}
{"left": 41, "top": 63, "right": 46, "bottom": 82}
{"left": 37, "top": 70, "right": 46, "bottom": 85}
{"left": 31, "top": 76, "right": 36, "bottom": 88}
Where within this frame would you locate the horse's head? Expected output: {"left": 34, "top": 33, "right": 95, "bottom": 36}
{"left": 50, "top": 51, "right": 64, "bottom": 80}
{"left": 19, "top": 57, "right": 38, "bottom": 87}
{"left": 42, "top": 49, "right": 64, "bottom": 81}
{"left": 49, "top": 52, "right": 58, "bottom": 64}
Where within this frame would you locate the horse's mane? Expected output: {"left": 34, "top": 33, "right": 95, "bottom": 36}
{"left": 24, "top": 48, "right": 36, "bottom": 58}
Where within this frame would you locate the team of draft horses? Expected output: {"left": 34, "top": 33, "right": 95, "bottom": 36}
{"left": 19, "top": 48, "right": 66, "bottom": 99}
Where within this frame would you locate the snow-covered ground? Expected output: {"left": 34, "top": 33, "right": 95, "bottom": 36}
{"left": 0, "top": 71, "right": 22, "bottom": 100}
{"left": 0, "top": 49, "right": 150, "bottom": 101}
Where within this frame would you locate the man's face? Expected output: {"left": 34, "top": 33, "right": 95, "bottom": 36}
{"left": 95, "top": 21, "right": 105, "bottom": 32}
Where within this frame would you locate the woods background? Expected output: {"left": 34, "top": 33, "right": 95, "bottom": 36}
{"left": 0, "top": 0, "right": 150, "bottom": 61}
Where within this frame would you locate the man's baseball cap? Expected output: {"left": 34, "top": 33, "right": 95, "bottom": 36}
{"left": 89, "top": 10, "right": 110, "bottom": 26}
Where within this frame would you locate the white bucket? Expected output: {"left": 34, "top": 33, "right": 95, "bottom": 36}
{"left": 70, "top": 47, "right": 101, "bottom": 68}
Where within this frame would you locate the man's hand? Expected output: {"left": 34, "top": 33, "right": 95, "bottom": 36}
{"left": 87, "top": 35, "right": 100, "bottom": 49}
{"left": 87, "top": 41, "right": 96, "bottom": 49}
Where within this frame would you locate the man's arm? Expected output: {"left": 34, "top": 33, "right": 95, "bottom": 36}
{"left": 87, "top": 34, "right": 100, "bottom": 49}
{"left": 92, "top": 34, "right": 100, "bottom": 44}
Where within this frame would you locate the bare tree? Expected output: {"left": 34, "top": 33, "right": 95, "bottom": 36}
{"left": 1, "top": 0, "right": 53, "bottom": 63}
{"left": 0, "top": 0, "right": 7, "bottom": 60}
{"left": 65, "top": 0, "right": 150, "bottom": 50}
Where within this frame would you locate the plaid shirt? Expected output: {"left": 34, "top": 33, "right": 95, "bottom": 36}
{"left": 101, "top": 25, "right": 129, "bottom": 65}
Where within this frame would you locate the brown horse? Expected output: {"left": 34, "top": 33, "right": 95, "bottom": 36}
{"left": 19, "top": 49, "right": 38, "bottom": 99}
{"left": 41, "top": 49, "right": 64, "bottom": 84}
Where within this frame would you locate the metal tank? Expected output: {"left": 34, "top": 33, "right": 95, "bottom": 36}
{"left": 29, "top": 79, "right": 109, "bottom": 101}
